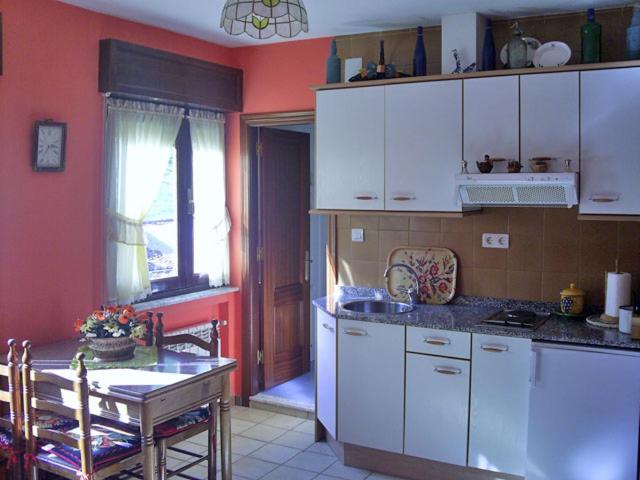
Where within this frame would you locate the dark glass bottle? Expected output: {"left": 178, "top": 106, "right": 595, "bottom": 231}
{"left": 413, "top": 26, "right": 427, "bottom": 76}
{"left": 377, "top": 40, "right": 386, "bottom": 79}
{"left": 481, "top": 19, "right": 496, "bottom": 71}
{"left": 581, "top": 8, "right": 602, "bottom": 64}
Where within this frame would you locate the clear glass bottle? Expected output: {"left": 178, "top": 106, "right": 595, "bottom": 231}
{"left": 581, "top": 8, "right": 602, "bottom": 64}
{"left": 507, "top": 21, "right": 528, "bottom": 69}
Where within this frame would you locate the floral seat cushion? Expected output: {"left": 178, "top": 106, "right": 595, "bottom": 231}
{"left": 40, "top": 421, "right": 140, "bottom": 470}
{"left": 0, "top": 411, "right": 76, "bottom": 451}
{"left": 154, "top": 407, "right": 210, "bottom": 438}
{"left": 0, "top": 427, "right": 11, "bottom": 450}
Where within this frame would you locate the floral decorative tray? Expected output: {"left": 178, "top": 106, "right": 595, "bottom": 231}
{"left": 385, "top": 247, "right": 458, "bottom": 304}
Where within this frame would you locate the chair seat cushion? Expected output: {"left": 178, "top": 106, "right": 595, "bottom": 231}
{"left": 154, "top": 407, "right": 210, "bottom": 438}
{"left": 0, "top": 427, "right": 11, "bottom": 450}
{"left": 40, "top": 421, "right": 140, "bottom": 470}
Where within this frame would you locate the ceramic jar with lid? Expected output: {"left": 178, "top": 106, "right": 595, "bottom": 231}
{"left": 560, "top": 283, "right": 586, "bottom": 314}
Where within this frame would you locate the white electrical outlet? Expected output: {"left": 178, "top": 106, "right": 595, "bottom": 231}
{"left": 351, "top": 228, "right": 365, "bottom": 243}
{"left": 482, "top": 233, "right": 509, "bottom": 249}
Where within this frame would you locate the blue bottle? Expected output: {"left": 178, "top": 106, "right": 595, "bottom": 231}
{"left": 326, "top": 39, "right": 341, "bottom": 83}
{"left": 413, "top": 26, "right": 427, "bottom": 76}
{"left": 481, "top": 19, "right": 496, "bottom": 71}
{"left": 627, "top": 5, "right": 640, "bottom": 60}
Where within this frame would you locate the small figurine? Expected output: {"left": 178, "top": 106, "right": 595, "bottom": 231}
{"left": 450, "top": 49, "right": 477, "bottom": 74}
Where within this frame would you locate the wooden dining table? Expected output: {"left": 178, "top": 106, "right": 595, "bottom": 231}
{"left": 24, "top": 339, "right": 237, "bottom": 480}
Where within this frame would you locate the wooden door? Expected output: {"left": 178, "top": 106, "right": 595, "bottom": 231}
{"left": 385, "top": 80, "right": 463, "bottom": 212}
{"left": 260, "top": 127, "right": 310, "bottom": 389}
{"left": 315, "top": 87, "right": 386, "bottom": 210}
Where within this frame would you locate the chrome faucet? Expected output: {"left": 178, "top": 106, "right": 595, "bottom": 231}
{"left": 384, "top": 263, "right": 420, "bottom": 305}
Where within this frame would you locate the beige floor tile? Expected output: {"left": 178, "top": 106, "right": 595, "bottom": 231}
{"left": 272, "top": 430, "right": 315, "bottom": 450}
{"left": 241, "top": 424, "right": 288, "bottom": 442}
{"left": 323, "top": 461, "right": 371, "bottom": 480}
{"left": 231, "top": 418, "right": 258, "bottom": 434}
{"left": 285, "top": 450, "right": 337, "bottom": 472}
{"left": 261, "top": 465, "right": 317, "bottom": 480}
{"left": 367, "top": 473, "right": 411, "bottom": 479}
{"left": 306, "top": 441, "right": 336, "bottom": 457}
{"left": 249, "top": 443, "right": 301, "bottom": 464}
{"left": 232, "top": 405, "right": 276, "bottom": 423}
{"left": 233, "top": 435, "right": 267, "bottom": 455}
{"left": 232, "top": 456, "right": 279, "bottom": 479}
{"left": 262, "top": 413, "right": 306, "bottom": 430}
{"left": 293, "top": 420, "right": 315, "bottom": 434}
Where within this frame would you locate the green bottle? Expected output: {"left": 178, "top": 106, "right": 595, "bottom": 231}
{"left": 581, "top": 8, "right": 601, "bottom": 64}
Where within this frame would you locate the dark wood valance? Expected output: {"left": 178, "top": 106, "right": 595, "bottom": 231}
{"left": 99, "top": 39, "right": 243, "bottom": 112}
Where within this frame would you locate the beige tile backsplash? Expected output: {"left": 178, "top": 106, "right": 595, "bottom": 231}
{"left": 336, "top": 208, "right": 640, "bottom": 305}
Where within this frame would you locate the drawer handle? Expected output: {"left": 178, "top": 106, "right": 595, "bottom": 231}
{"left": 392, "top": 195, "right": 416, "bottom": 202}
{"left": 424, "top": 337, "right": 451, "bottom": 346}
{"left": 481, "top": 344, "right": 509, "bottom": 353}
{"left": 434, "top": 366, "right": 462, "bottom": 375}
{"left": 322, "top": 323, "right": 334, "bottom": 332}
{"left": 343, "top": 328, "right": 367, "bottom": 337}
{"left": 354, "top": 195, "right": 378, "bottom": 201}
{"left": 590, "top": 194, "right": 619, "bottom": 203}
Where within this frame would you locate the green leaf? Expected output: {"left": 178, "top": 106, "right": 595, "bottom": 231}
{"left": 262, "top": 0, "right": 280, "bottom": 7}
{"left": 252, "top": 15, "right": 269, "bottom": 30}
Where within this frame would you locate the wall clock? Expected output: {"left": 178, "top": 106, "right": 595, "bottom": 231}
{"left": 33, "top": 120, "right": 66, "bottom": 172}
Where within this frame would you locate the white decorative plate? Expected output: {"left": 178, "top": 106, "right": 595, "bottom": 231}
{"left": 500, "top": 37, "right": 541, "bottom": 66}
{"left": 533, "top": 41, "right": 572, "bottom": 68}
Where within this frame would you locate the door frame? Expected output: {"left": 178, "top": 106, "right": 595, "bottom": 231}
{"left": 240, "top": 111, "right": 339, "bottom": 405}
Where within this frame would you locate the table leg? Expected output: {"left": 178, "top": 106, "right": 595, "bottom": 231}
{"left": 208, "top": 400, "right": 218, "bottom": 480}
{"left": 220, "top": 374, "right": 232, "bottom": 480}
{"left": 140, "top": 408, "right": 156, "bottom": 480}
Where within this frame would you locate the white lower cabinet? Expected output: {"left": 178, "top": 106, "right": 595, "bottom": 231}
{"left": 337, "top": 319, "right": 405, "bottom": 453}
{"left": 468, "top": 334, "right": 531, "bottom": 476}
{"left": 316, "top": 309, "right": 336, "bottom": 439}
{"left": 404, "top": 353, "right": 470, "bottom": 466}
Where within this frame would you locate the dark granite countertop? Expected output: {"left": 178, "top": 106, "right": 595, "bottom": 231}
{"left": 313, "top": 287, "right": 640, "bottom": 350}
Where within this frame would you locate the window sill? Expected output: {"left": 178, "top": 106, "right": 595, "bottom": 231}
{"left": 134, "top": 286, "right": 239, "bottom": 310}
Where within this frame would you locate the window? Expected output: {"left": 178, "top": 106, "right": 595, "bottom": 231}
{"left": 105, "top": 99, "right": 229, "bottom": 305}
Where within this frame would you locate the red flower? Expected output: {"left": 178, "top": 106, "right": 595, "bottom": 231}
{"left": 418, "top": 274, "right": 428, "bottom": 285}
{"left": 118, "top": 315, "right": 129, "bottom": 325}
{"left": 74, "top": 319, "right": 84, "bottom": 332}
{"left": 438, "top": 282, "right": 449, "bottom": 293}
{"left": 429, "top": 264, "right": 439, "bottom": 276}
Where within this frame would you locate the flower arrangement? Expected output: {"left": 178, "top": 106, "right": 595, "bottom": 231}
{"left": 75, "top": 305, "right": 146, "bottom": 340}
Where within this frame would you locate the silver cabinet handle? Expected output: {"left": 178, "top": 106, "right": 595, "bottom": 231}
{"left": 590, "top": 194, "right": 619, "bottom": 203}
{"left": 322, "top": 323, "right": 334, "bottom": 333}
{"left": 391, "top": 194, "right": 416, "bottom": 201}
{"left": 354, "top": 194, "right": 378, "bottom": 201}
{"left": 343, "top": 328, "right": 367, "bottom": 337}
{"left": 434, "top": 366, "right": 462, "bottom": 375}
{"left": 424, "top": 337, "right": 451, "bottom": 346}
{"left": 481, "top": 344, "right": 509, "bottom": 353}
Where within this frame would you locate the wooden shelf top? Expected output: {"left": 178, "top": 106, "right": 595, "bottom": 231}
{"left": 310, "top": 60, "right": 640, "bottom": 91}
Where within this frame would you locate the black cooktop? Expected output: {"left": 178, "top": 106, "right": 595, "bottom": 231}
{"left": 482, "top": 309, "right": 550, "bottom": 330}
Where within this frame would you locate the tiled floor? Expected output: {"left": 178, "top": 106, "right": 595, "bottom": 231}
{"left": 170, "top": 406, "right": 407, "bottom": 480}
{"left": 250, "top": 371, "right": 315, "bottom": 414}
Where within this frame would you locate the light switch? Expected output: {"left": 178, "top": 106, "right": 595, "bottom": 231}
{"left": 351, "top": 228, "right": 364, "bottom": 243}
{"left": 482, "top": 233, "right": 509, "bottom": 249}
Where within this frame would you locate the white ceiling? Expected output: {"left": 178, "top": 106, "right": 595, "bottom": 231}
{"left": 58, "top": 0, "right": 626, "bottom": 48}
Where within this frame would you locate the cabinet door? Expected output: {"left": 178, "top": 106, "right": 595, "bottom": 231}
{"left": 580, "top": 68, "right": 640, "bottom": 215}
{"left": 404, "top": 353, "right": 470, "bottom": 466}
{"left": 464, "top": 76, "right": 519, "bottom": 170}
{"left": 385, "top": 81, "right": 462, "bottom": 211}
{"left": 337, "top": 319, "right": 405, "bottom": 453}
{"left": 316, "top": 87, "right": 385, "bottom": 210}
{"left": 468, "top": 334, "right": 531, "bottom": 476}
{"left": 521, "top": 72, "right": 579, "bottom": 170}
{"left": 316, "top": 309, "right": 336, "bottom": 438}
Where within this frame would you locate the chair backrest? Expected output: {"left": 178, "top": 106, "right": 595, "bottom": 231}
{"left": 22, "top": 341, "right": 94, "bottom": 476}
{"left": 0, "top": 339, "right": 23, "bottom": 454}
{"left": 154, "top": 312, "right": 220, "bottom": 358}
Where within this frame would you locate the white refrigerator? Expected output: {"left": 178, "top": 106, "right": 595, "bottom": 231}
{"left": 527, "top": 342, "right": 640, "bottom": 480}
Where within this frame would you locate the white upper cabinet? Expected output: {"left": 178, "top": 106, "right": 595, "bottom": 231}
{"left": 337, "top": 319, "right": 405, "bottom": 453}
{"left": 520, "top": 72, "right": 579, "bottom": 171}
{"left": 316, "top": 86, "right": 385, "bottom": 210}
{"left": 316, "top": 309, "right": 336, "bottom": 439}
{"left": 464, "top": 76, "right": 519, "bottom": 170}
{"left": 580, "top": 67, "right": 640, "bottom": 215}
{"left": 385, "top": 81, "right": 463, "bottom": 211}
{"left": 468, "top": 335, "right": 531, "bottom": 476}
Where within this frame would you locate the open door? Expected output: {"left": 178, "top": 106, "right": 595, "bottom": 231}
{"left": 259, "top": 127, "right": 311, "bottom": 389}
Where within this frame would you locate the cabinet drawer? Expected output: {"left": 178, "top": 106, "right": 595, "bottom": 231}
{"left": 406, "top": 327, "right": 470, "bottom": 359}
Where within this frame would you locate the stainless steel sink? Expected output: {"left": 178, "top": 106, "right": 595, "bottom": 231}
{"left": 341, "top": 300, "right": 414, "bottom": 314}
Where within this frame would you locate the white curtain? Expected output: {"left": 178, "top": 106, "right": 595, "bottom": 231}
{"left": 189, "top": 109, "right": 230, "bottom": 287}
{"left": 105, "top": 98, "right": 185, "bottom": 304}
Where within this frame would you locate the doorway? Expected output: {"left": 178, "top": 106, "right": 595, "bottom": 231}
{"left": 240, "top": 112, "right": 326, "bottom": 415}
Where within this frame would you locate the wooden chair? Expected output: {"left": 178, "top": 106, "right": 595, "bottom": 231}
{"left": 21, "top": 341, "right": 143, "bottom": 480}
{"left": 153, "top": 313, "right": 220, "bottom": 480}
{"left": 0, "top": 339, "right": 23, "bottom": 479}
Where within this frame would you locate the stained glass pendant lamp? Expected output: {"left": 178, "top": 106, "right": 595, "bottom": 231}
{"left": 220, "top": 0, "right": 309, "bottom": 39}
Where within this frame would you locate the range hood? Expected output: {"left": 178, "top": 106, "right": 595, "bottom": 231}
{"left": 455, "top": 173, "right": 578, "bottom": 207}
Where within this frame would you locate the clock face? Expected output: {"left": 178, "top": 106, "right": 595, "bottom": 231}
{"left": 36, "top": 124, "right": 64, "bottom": 169}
